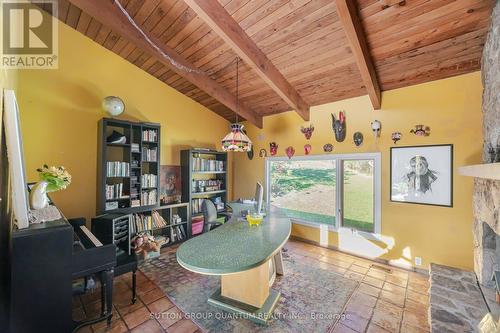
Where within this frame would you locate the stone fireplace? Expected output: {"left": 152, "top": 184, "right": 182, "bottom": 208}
{"left": 473, "top": 0, "right": 500, "bottom": 288}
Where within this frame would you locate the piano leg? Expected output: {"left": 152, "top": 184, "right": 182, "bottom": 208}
{"left": 132, "top": 270, "right": 137, "bottom": 304}
{"left": 100, "top": 269, "right": 114, "bottom": 325}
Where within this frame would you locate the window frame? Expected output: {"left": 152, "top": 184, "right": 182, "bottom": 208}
{"left": 265, "top": 152, "right": 381, "bottom": 236}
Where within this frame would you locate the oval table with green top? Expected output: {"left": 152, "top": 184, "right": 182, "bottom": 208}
{"left": 176, "top": 213, "right": 291, "bottom": 324}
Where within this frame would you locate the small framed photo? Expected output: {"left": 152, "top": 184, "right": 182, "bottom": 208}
{"left": 390, "top": 144, "right": 453, "bottom": 207}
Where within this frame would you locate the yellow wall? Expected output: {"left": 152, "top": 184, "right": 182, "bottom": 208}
{"left": 16, "top": 22, "right": 231, "bottom": 221}
{"left": 234, "top": 72, "right": 483, "bottom": 271}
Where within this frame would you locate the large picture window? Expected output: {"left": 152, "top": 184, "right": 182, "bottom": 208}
{"left": 266, "top": 153, "right": 381, "bottom": 234}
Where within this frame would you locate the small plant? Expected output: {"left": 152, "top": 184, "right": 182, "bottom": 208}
{"left": 36, "top": 164, "right": 72, "bottom": 192}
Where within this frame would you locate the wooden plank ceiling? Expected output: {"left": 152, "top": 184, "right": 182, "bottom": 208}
{"left": 46, "top": 0, "right": 494, "bottom": 124}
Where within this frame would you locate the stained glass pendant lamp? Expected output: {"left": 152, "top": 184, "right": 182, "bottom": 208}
{"left": 221, "top": 58, "right": 252, "bottom": 152}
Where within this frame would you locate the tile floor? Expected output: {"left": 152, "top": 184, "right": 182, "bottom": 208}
{"left": 74, "top": 239, "right": 430, "bottom": 333}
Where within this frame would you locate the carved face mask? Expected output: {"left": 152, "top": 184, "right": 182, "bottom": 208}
{"left": 332, "top": 111, "right": 346, "bottom": 142}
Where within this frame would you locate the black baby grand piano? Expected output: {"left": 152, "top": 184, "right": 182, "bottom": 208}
{"left": 6, "top": 209, "right": 116, "bottom": 333}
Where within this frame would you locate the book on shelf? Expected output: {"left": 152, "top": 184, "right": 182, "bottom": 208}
{"left": 131, "top": 143, "right": 140, "bottom": 153}
{"left": 106, "top": 161, "right": 130, "bottom": 177}
{"left": 142, "top": 147, "right": 157, "bottom": 162}
{"left": 142, "top": 129, "right": 158, "bottom": 142}
{"left": 105, "top": 183, "right": 128, "bottom": 200}
{"left": 141, "top": 174, "right": 157, "bottom": 188}
{"left": 170, "top": 225, "right": 186, "bottom": 243}
{"left": 192, "top": 179, "right": 223, "bottom": 193}
{"left": 192, "top": 157, "right": 224, "bottom": 172}
{"left": 191, "top": 197, "right": 225, "bottom": 214}
{"left": 141, "top": 189, "right": 157, "bottom": 206}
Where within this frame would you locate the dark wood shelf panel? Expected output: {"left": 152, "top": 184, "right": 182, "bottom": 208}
{"left": 192, "top": 190, "right": 226, "bottom": 196}
{"left": 192, "top": 170, "right": 226, "bottom": 174}
{"left": 107, "top": 142, "right": 130, "bottom": 147}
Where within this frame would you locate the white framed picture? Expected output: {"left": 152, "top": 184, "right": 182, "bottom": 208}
{"left": 390, "top": 144, "right": 453, "bottom": 207}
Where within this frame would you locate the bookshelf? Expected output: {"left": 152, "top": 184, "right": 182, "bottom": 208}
{"left": 97, "top": 118, "right": 160, "bottom": 214}
{"left": 181, "top": 149, "right": 228, "bottom": 235}
{"left": 129, "top": 203, "right": 191, "bottom": 247}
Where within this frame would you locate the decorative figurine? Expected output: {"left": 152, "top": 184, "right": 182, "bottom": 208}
{"left": 285, "top": 146, "right": 295, "bottom": 159}
{"left": 410, "top": 125, "right": 430, "bottom": 136}
{"left": 304, "top": 144, "right": 312, "bottom": 155}
{"left": 270, "top": 142, "right": 278, "bottom": 156}
{"left": 323, "top": 143, "right": 333, "bottom": 152}
{"left": 353, "top": 132, "right": 363, "bottom": 147}
{"left": 247, "top": 146, "right": 254, "bottom": 160}
{"left": 332, "top": 111, "right": 346, "bottom": 142}
{"left": 259, "top": 149, "right": 267, "bottom": 158}
{"left": 391, "top": 132, "right": 402, "bottom": 144}
{"left": 301, "top": 124, "right": 315, "bottom": 140}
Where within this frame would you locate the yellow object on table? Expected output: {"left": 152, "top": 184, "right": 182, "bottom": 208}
{"left": 246, "top": 214, "right": 263, "bottom": 226}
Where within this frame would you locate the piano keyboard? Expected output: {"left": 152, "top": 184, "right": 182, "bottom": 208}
{"left": 79, "top": 225, "right": 103, "bottom": 247}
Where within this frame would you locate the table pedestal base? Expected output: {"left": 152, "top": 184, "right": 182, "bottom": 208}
{"left": 208, "top": 288, "right": 280, "bottom": 325}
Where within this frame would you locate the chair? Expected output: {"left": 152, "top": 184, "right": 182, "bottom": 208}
{"left": 201, "top": 199, "right": 228, "bottom": 233}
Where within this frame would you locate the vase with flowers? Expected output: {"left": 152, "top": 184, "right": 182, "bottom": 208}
{"left": 30, "top": 165, "right": 72, "bottom": 210}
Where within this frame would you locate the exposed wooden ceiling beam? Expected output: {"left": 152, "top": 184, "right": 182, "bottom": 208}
{"left": 66, "top": 0, "right": 263, "bottom": 128}
{"left": 335, "top": 0, "right": 381, "bottom": 109}
{"left": 183, "top": 0, "right": 310, "bottom": 121}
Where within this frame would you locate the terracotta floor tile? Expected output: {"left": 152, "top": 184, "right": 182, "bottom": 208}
{"left": 402, "top": 310, "right": 430, "bottom": 331}
{"left": 350, "top": 264, "right": 369, "bottom": 275}
{"left": 320, "top": 255, "right": 353, "bottom": 269}
{"left": 391, "top": 270, "right": 409, "bottom": 280}
{"left": 92, "top": 319, "right": 129, "bottom": 333}
{"left": 345, "top": 302, "right": 375, "bottom": 321}
{"left": 400, "top": 322, "right": 430, "bottom": 333}
{"left": 385, "top": 275, "right": 408, "bottom": 288}
{"left": 141, "top": 288, "right": 166, "bottom": 305}
{"left": 382, "top": 282, "right": 406, "bottom": 295}
{"left": 350, "top": 291, "right": 378, "bottom": 308}
{"left": 363, "top": 276, "right": 384, "bottom": 289}
{"left": 147, "top": 297, "right": 175, "bottom": 314}
{"left": 137, "top": 280, "right": 158, "bottom": 296}
{"left": 358, "top": 283, "right": 382, "bottom": 298}
{"left": 165, "top": 319, "right": 198, "bottom": 333}
{"left": 123, "top": 306, "right": 151, "bottom": 329}
{"left": 406, "top": 290, "right": 429, "bottom": 306}
{"left": 344, "top": 271, "right": 365, "bottom": 281}
{"left": 367, "top": 269, "right": 387, "bottom": 281}
{"left": 404, "top": 299, "right": 428, "bottom": 316}
{"left": 341, "top": 312, "right": 370, "bottom": 332}
{"left": 332, "top": 323, "right": 358, "bottom": 333}
{"left": 80, "top": 289, "right": 101, "bottom": 305}
{"left": 407, "top": 280, "right": 429, "bottom": 295}
{"left": 366, "top": 323, "right": 391, "bottom": 333}
{"left": 130, "top": 319, "right": 165, "bottom": 333}
{"left": 91, "top": 307, "right": 121, "bottom": 330}
{"left": 116, "top": 298, "right": 146, "bottom": 317}
{"left": 156, "top": 306, "right": 184, "bottom": 329}
{"left": 353, "top": 260, "right": 373, "bottom": 268}
{"left": 380, "top": 290, "right": 405, "bottom": 308}
{"left": 73, "top": 307, "right": 86, "bottom": 322}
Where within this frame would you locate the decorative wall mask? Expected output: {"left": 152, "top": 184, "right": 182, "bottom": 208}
{"left": 247, "top": 146, "right": 254, "bottom": 160}
{"left": 300, "top": 124, "right": 315, "bottom": 140}
{"left": 323, "top": 143, "right": 333, "bottom": 152}
{"left": 391, "top": 132, "right": 402, "bottom": 144}
{"left": 270, "top": 142, "right": 278, "bottom": 156}
{"left": 259, "top": 149, "right": 267, "bottom": 158}
{"left": 410, "top": 125, "right": 430, "bottom": 137}
{"left": 304, "top": 144, "right": 312, "bottom": 155}
{"left": 353, "top": 132, "right": 363, "bottom": 147}
{"left": 331, "top": 111, "right": 346, "bottom": 142}
{"left": 371, "top": 120, "right": 382, "bottom": 137}
{"left": 285, "top": 146, "right": 295, "bottom": 159}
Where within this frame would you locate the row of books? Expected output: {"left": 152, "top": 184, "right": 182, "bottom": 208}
{"left": 171, "top": 225, "right": 186, "bottom": 242}
{"left": 131, "top": 143, "right": 140, "bottom": 153}
{"left": 142, "top": 174, "right": 157, "bottom": 188}
{"left": 141, "top": 189, "right": 157, "bottom": 206}
{"left": 105, "top": 183, "right": 127, "bottom": 200}
{"left": 142, "top": 147, "right": 157, "bottom": 162}
{"left": 191, "top": 196, "right": 225, "bottom": 214}
{"left": 106, "top": 161, "right": 130, "bottom": 177}
{"left": 142, "top": 129, "right": 158, "bottom": 142}
{"left": 192, "top": 179, "right": 224, "bottom": 193}
{"left": 130, "top": 210, "right": 168, "bottom": 234}
{"left": 192, "top": 157, "right": 224, "bottom": 172}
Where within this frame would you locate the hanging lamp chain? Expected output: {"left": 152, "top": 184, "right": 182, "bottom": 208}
{"left": 235, "top": 56, "right": 239, "bottom": 124}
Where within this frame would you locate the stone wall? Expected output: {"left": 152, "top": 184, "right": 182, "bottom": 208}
{"left": 474, "top": 0, "right": 500, "bottom": 287}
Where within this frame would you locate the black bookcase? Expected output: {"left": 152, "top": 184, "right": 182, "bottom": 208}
{"left": 181, "top": 149, "right": 228, "bottom": 234}
{"left": 97, "top": 118, "right": 160, "bottom": 214}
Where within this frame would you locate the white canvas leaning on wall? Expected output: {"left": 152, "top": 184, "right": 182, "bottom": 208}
{"left": 390, "top": 144, "right": 453, "bottom": 207}
{"left": 3, "top": 89, "right": 30, "bottom": 229}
